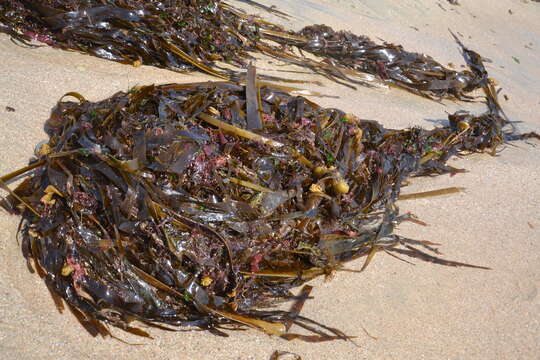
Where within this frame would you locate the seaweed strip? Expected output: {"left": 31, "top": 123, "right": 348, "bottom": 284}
{"left": 1, "top": 0, "right": 488, "bottom": 98}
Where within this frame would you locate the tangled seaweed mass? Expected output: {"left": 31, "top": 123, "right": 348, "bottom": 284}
{"left": 2, "top": 0, "right": 484, "bottom": 98}
{"left": 2, "top": 0, "right": 540, "bottom": 343}
{"left": 2, "top": 32, "right": 538, "bottom": 338}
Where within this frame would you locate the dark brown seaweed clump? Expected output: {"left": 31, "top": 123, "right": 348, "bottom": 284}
{"left": 3, "top": 55, "right": 537, "bottom": 339}
{"left": 1, "top": 0, "right": 485, "bottom": 98}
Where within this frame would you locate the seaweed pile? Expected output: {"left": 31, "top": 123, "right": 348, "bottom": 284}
{"left": 2, "top": 0, "right": 539, "bottom": 343}
{"left": 3, "top": 40, "right": 537, "bottom": 338}
{"left": 1, "top": 0, "right": 482, "bottom": 98}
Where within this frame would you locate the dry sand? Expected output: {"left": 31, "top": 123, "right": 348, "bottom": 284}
{"left": 1, "top": 0, "right": 539, "bottom": 359}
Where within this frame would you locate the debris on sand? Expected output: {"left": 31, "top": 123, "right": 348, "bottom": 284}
{"left": 2, "top": 47, "right": 537, "bottom": 339}
{"left": 1, "top": 0, "right": 487, "bottom": 98}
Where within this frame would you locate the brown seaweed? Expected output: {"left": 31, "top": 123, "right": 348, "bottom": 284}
{"left": 1, "top": 0, "right": 486, "bottom": 98}
{"left": 2, "top": 44, "right": 537, "bottom": 339}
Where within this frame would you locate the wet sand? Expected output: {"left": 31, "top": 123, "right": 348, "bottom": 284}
{"left": 0, "top": 0, "right": 539, "bottom": 359}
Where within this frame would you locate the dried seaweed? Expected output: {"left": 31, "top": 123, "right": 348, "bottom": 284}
{"left": 2, "top": 41, "right": 537, "bottom": 339}
{"left": 1, "top": 0, "right": 486, "bottom": 98}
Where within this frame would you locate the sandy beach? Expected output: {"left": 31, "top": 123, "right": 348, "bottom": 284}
{"left": 0, "top": 0, "right": 539, "bottom": 359}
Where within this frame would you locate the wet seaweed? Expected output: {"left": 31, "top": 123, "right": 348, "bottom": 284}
{"left": 1, "top": 0, "right": 487, "bottom": 98}
{"left": 2, "top": 42, "right": 537, "bottom": 339}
